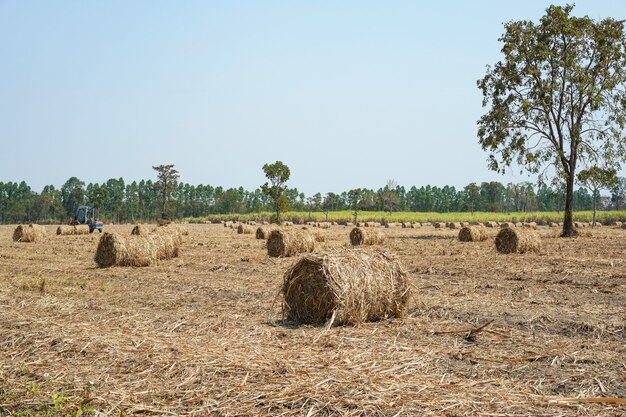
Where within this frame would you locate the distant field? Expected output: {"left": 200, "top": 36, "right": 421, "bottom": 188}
{"left": 190, "top": 210, "right": 626, "bottom": 225}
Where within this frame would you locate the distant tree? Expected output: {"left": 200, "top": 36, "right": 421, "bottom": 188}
{"left": 152, "top": 164, "right": 179, "bottom": 220}
{"left": 260, "top": 161, "right": 290, "bottom": 224}
{"left": 577, "top": 167, "right": 617, "bottom": 226}
{"left": 478, "top": 4, "right": 626, "bottom": 236}
{"left": 463, "top": 183, "right": 482, "bottom": 213}
{"left": 611, "top": 177, "right": 626, "bottom": 210}
{"left": 381, "top": 179, "right": 400, "bottom": 214}
{"left": 60, "top": 177, "right": 85, "bottom": 219}
{"left": 348, "top": 189, "right": 363, "bottom": 224}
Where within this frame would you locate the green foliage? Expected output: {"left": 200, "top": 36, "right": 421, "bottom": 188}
{"left": 152, "top": 164, "right": 179, "bottom": 219}
{"left": 260, "top": 161, "right": 291, "bottom": 223}
{"left": 478, "top": 4, "right": 626, "bottom": 235}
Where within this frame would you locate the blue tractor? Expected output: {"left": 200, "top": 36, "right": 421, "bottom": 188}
{"left": 69, "top": 205, "right": 104, "bottom": 233}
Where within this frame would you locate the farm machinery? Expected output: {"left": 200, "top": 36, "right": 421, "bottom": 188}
{"left": 69, "top": 205, "right": 104, "bottom": 233}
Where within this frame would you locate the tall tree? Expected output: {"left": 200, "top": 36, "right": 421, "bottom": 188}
{"left": 60, "top": 177, "right": 85, "bottom": 220}
{"left": 478, "top": 4, "right": 626, "bottom": 236}
{"left": 260, "top": 161, "right": 291, "bottom": 224}
{"left": 152, "top": 164, "right": 180, "bottom": 220}
{"left": 577, "top": 167, "right": 616, "bottom": 226}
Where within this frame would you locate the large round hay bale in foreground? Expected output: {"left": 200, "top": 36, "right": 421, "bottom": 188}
{"left": 267, "top": 229, "right": 315, "bottom": 257}
{"left": 458, "top": 226, "right": 488, "bottom": 242}
{"left": 495, "top": 227, "right": 541, "bottom": 254}
{"left": 95, "top": 233, "right": 158, "bottom": 267}
{"left": 349, "top": 227, "right": 384, "bottom": 246}
{"left": 13, "top": 224, "right": 46, "bottom": 242}
{"left": 57, "top": 225, "right": 90, "bottom": 235}
{"left": 282, "top": 249, "right": 412, "bottom": 325}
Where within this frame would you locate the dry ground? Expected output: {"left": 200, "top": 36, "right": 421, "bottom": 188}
{"left": 0, "top": 223, "right": 625, "bottom": 416}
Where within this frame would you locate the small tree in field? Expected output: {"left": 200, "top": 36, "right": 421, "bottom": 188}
{"left": 478, "top": 4, "right": 626, "bottom": 237}
{"left": 577, "top": 167, "right": 616, "bottom": 226}
{"left": 152, "top": 164, "right": 179, "bottom": 220}
{"left": 260, "top": 161, "right": 290, "bottom": 224}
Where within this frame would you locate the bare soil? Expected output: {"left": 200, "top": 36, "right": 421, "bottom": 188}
{"left": 1, "top": 224, "right": 625, "bottom": 416}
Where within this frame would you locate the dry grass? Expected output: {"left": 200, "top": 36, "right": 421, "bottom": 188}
{"left": 458, "top": 226, "right": 489, "bottom": 242}
{"left": 282, "top": 249, "right": 411, "bottom": 325}
{"left": 12, "top": 224, "right": 46, "bottom": 242}
{"left": 267, "top": 229, "right": 315, "bottom": 257}
{"left": 495, "top": 227, "right": 542, "bottom": 254}
{"left": 1, "top": 224, "right": 625, "bottom": 416}
{"left": 349, "top": 227, "right": 384, "bottom": 246}
{"left": 57, "top": 225, "right": 90, "bottom": 235}
{"left": 237, "top": 224, "right": 254, "bottom": 235}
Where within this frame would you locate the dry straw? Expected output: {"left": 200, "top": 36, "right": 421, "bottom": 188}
{"left": 282, "top": 248, "right": 412, "bottom": 325}
{"left": 484, "top": 221, "right": 498, "bottom": 228}
{"left": 130, "top": 224, "right": 150, "bottom": 235}
{"left": 237, "top": 224, "right": 254, "bottom": 235}
{"left": 495, "top": 227, "right": 541, "bottom": 254}
{"left": 349, "top": 227, "right": 384, "bottom": 246}
{"left": 255, "top": 226, "right": 278, "bottom": 239}
{"left": 56, "top": 225, "right": 90, "bottom": 235}
{"left": 95, "top": 225, "right": 182, "bottom": 267}
{"left": 447, "top": 222, "right": 462, "bottom": 229}
{"left": 433, "top": 222, "right": 446, "bottom": 229}
{"left": 458, "top": 226, "right": 489, "bottom": 242}
{"left": 12, "top": 224, "right": 46, "bottom": 242}
{"left": 267, "top": 229, "right": 315, "bottom": 257}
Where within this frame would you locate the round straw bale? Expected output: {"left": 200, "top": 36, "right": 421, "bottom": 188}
{"left": 433, "top": 222, "right": 446, "bottom": 229}
{"left": 495, "top": 227, "right": 541, "bottom": 254}
{"left": 422, "top": 222, "right": 432, "bottom": 227}
{"left": 484, "top": 221, "right": 498, "bottom": 228}
{"left": 282, "top": 249, "right": 411, "bottom": 325}
{"left": 523, "top": 222, "right": 538, "bottom": 229}
{"left": 151, "top": 229, "right": 181, "bottom": 260}
{"left": 247, "top": 221, "right": 257, "bottom": 225}
{"left": 514, "top": 222, "right": 523, "bottom": 228}
{"left": 56, "top": 225, "right": 90, "bottom": 235}
{"left": 130, "top": 224, "right": 150, "bottom": 235}
{"left": 256, "top": 225, "right": 278, "bottom": 239}
{"left": 237, "top": 224, "right": 254, "bottom": 235}
{"left": 95, "top": 233, "right": 158, "bottom": 267}
{"left": 349, "top": 227, "right": 384, "bottom": 246}
{"left": 458, "top": 226, "right": 489, "bottom": 242}
{"left": 447, "top": 222, "right": 462, "bottom": 229}
{"left": 574, "top": 221, "right": 583, "bottom": 228}
{"left": 267, "top": 229, "right": 315, "bottom": 257}
{"left": 412, "top": 222, "right": 422, "bottom": 228}
{"left": 611, "top": 221, "right": 622, "bottom": 227}
{"left": 548, "top": 222, "right": 558, "bottom": 227}
{"left": 13, "top": 224, "right": 46, "bottom": 242}
{"left": 283, "top": 221, "right": 293, "bottom": 226}
{"left": 401, "top": 222, "right": 410, "bottom": 228}
{"left": 319, "top": 222, "right": 332, "bottom": 229}
{"left": 500, "top": 222, "right": 512, "bottom": 228}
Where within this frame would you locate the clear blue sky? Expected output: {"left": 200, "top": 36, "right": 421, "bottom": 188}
{"left": 1, "top": 1, "right": 625, "bottom": 195}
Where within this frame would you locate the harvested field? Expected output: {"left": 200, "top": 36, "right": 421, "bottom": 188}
{"left": 1, "top": 224, "right": 625, "bottom": 416}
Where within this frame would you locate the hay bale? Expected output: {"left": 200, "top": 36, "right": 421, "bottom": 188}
{"left": 500, "top": 222, "right": 512, "bottom": 229}
{"left": 237, "top": 224, "right": 254, "bottom": 235}
{"left": 163, "top": 223, "right": 188, "bottom": 236}
{"left": 484, "top": 221, "right": 498, "bottom": 228}
{"left": 447, "top": 222, "right": 462, "bottom": 229}
{"left": 401, "top": 222, "right": 410, "bottom": 228}
{"left": 247, "top": 221, "right": 257, "bottom": 226}
{"left": 349, "top": 227, "right": 384, "bottom": 246}
{"left": 412, "top": 222, "right": 422, "bottom": 228}
{"left": 422, "top": 222, "right": 432, "bottom": 227}
{"left": 433, "top": 222, "right": 446, "bottom": 229}
{"left": 611, "top": 221, "right": 622, "bottom": 227}
{"left": 495, "top": 227, "right": 541, "bottom": 254}
{"left": 458, "top": 226, "right": 488, "bottom": 242}
{"left": 57, "top": 225, "right": 90, "bottom": 235}
{"left": 12, "top": 224, "right": 46, "bottom": 242}
{"left": 523, "top": 222, "right": 538, "bottom": 229}
{"left": 346, "top": 222, "right": 354, "bottom": 227}
{"left": 130, "top": 224, "right": 151, "bottom": 235}
{"left": 151, "top": 227, "right": 181, "bottom": 260}
{"left": 256, "top": 225, "right": 278, "bottom": 239}
{"left": 319, "top": 222, "right": 332, "bottom": 229}
{"left": 282, "top": 249, "right": 411, "bottom": 325}
{"left": 224, "top": 221, "right": 231, "bottom": 228}
{"left": 574, "top": 221, "right": 584, "bottom": 228}
{"left": 94, "top": 233, "right": 158, "bottom": 267}
{"left": 267, "top": 229, "right": 315, "bottom": 257}
{"left": 283, "top": 221, "right": 293, "bottom": 226}
{"left": 548, "top": 222, "right": 559, "bottom": 227}
{"left": 514, "top": 222, "right": 523, "bottom": 228}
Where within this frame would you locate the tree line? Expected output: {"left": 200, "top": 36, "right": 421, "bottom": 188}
{"left": 1, "top": 176, "right": 625, "bottom": 224}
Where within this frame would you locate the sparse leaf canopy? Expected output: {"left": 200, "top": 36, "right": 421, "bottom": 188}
{"left": 260, "top": 161, "right": 291, "bottom": 222}
{"left": 478, "top": 4, "right": 626, "bottom": 179}
{"left": 577, "top": 166, "right": 617, "bottom": 190}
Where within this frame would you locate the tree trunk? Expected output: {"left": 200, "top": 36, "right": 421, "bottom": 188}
{"left": 592, "top": 191, "right": 597, "bottom": 227}
{"left": 562, "top": 174, "right": 576, "bottom": 237}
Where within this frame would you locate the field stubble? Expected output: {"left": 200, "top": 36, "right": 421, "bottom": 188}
{"left": 0, "top": 224, "right": 625, "bottom": 416}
